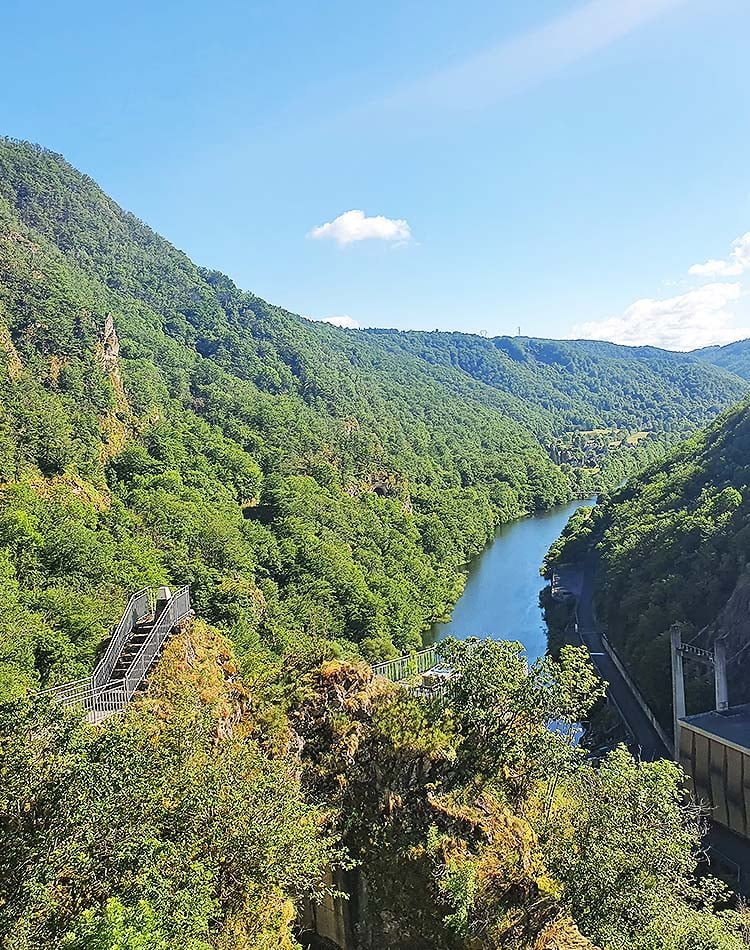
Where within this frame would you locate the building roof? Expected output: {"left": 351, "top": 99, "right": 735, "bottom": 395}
{"left": 682, "top": 704, "right": 750, "bottom": 752}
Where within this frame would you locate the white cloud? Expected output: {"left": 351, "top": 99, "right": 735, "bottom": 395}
{"left": 572, "top": 282, "right": 748, "bottom": 351}
{"left": 689, "top": 232, "right": 750, "bottom": 278}
{"left": 304, "top": 314, "right": 360, "bottom": 329}
{"left": 308, "top": 210, "right": 412, "bottom": 246}
{"left": 319, "top": 315, "right": 359, "bottom": 329}
{"left": 688, "top": 259, "right": 744, "bottom": 278}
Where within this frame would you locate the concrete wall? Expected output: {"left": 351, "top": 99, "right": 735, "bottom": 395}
{"left": 299, "top": 869, "right": 368, "bottom": 950}
{"left": 600, "top": 633, "right": 675, "bottom": 756}
{"left": 299, "top": 870, "right": 352, "bottom": 949}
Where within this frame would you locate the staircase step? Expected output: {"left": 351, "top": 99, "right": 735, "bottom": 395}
{"left": 120, "top": 643, "right": 146, "bottom": 657}
{"left": 109, "top": 644, "right": 162, "bottom": 675}
{"left": 108, "top": 640, "right": 170, "bottom": 677}
{"left": 119, "top": 637, "right": 149, "bottom": 653}
{"left": 111, "top": 661, "right": 141, "bottom": 676}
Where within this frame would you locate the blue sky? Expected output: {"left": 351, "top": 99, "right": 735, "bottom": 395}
{"left": 2, "top": 0, "right": 749, "bottom": 349}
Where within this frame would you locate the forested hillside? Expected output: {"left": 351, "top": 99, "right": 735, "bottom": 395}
{"left": 549, "top": 400, "right": 750, "bottom": 727}
{"left": 0, "top": 137, "right": 576, "bottom": 693}
{"left": 3, "top": 138, "right": 750, "bottom": 949}
{"left": 361, "top": 329, "right": 750, "bottom": 495}
{"left": 364, "top": 329, "right": 749, "bottom": 432}
{"left": 695, "top": 338, "right": 750, "bottom": 381}
{"left": 2, "top": 137, "right": 744, "bottom": 695}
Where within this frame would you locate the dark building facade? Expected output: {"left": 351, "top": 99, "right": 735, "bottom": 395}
{"left": 679, "top": 704, "right": 750, "bottom": 840}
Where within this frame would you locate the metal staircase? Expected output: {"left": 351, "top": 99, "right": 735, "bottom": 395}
{"left": 39, "top": 586, "right": 191, "bottom": 724}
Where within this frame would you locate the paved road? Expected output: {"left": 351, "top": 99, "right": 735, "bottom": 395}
{"left": 566, "top": 556, "right": 669, "bottom": 761}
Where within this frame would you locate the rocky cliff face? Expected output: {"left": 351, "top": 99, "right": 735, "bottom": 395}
{"left": 100, "top": 312, "right": 120, "bottom": 370}
{"left": 96, "top": 313, "right": 130, "bottom": 460}
{"left": 708, "top": 569, "right": 750, "bottom": 706}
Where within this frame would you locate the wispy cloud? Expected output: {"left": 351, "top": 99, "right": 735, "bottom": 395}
{"left": 308, "top": 210, "right": 411, "bottom": 246}
{"left": 689, "top": 232, "right": 750, "bottom": 278}
{"left": 382, "top": 0, "right": 686, "bottom": 117}
{"left": 572, "top": 283, "right": 748, "bottom": 351}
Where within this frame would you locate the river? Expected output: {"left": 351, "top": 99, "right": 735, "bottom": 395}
{"left": 431, "top": 497, "right": 595, "bottom": 661}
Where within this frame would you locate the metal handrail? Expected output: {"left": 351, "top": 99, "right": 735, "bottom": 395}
{"left": 122, "top": 586, "right": 190, "bottom": 701}
{"left": 36, "top": 676, "right": 91, "bottom": 700}
{"left": 92, "top": 588, "right": 151, "bottom": 689}
{"left": 36, "top": 678, "right": 127, "bottom": 720}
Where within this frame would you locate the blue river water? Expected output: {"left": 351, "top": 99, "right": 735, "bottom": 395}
{"left": 432, "top": 498, "right": 595, "bottom": 661}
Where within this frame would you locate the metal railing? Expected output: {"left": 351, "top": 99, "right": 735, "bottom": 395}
{"left": 122, "top": 586, "right": 190, "bottom": 701}
{"left": 371, "top": 646, "right": 438, "bottom": 682}
{"left": 38, "top": 586, "right": 191, "bottom": 723}
{"left": 35, "top": 678, "right": 128, "bottom": 723}
{"left": 92, "top": 588, "right": 152, "bottom": 689}
{"left": 36, "top": 677, "right": 90, "bottom": 705}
